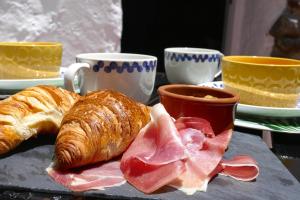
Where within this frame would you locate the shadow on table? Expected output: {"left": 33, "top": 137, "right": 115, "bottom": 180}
{"left": 0, "top": 134, "right": 56, "bottom": 159}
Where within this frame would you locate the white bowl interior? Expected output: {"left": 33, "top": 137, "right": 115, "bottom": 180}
{"left": 165, "top": 47, "right": 220, "bottom": 54}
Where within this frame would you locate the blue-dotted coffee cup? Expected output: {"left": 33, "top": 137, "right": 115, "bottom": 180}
{"left": 164, "top": 47, "right": 223, "bottom": 84}
{"left": 64, "top": 53, "right": 157, "bottom": 103}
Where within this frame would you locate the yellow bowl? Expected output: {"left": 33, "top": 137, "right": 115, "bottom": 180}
{"left": 0, "top": 42, "right": 62, "bottom": 79}
{"left": 222, "top": 56, "right": 300, "bottom": 108}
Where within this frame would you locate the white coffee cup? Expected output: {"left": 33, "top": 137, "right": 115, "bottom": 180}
{"left": 164, "top": 47, "right": 223, "bottom": 84}
{"left": 64, "top": 53, "right": 157, "bottom": 103}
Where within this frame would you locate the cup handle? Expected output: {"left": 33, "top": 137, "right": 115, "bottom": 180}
{"left": 64, "top": 63, "right": 90, "bottom": 93}
{"left": 214, "top": 52, "right": 224, "bottom": 79}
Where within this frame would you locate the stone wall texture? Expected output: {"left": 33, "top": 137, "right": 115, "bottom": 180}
{"left": 0, "top": 0, "right": 122, "bottom": 67}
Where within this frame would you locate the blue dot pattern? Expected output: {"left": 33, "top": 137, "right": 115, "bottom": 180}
{"left": 92, "top": 60, "right": 157, "bottom": 73}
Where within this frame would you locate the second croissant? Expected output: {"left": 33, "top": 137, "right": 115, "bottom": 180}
{"left": 54, "top": 90, "right": 151, "bottom": 170}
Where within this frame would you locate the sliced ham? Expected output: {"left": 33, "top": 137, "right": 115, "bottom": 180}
{"left": 120, "top": 103, "right": 229, "bottom": 194}
{"left": 121, "top": 103, "right": 259, "bottom": 195}
{"left": 47, "top": 160, "right": 126, "bottom": 192}
{"left": 120, "top": 104, "right": 187, "bottom": 193}
{"left": 219, "top": 155, "right": 259, "bottom": 181}
{"left": 169, "top": 158, "right": 210, "bottom": 194}
{"left": 169, "top": 129, "right": 233, "bottom": 194}
{"left": 175, "top": 117, "right": 215, "bottom": 137}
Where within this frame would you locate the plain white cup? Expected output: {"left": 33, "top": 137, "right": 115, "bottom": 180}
{"left": 64, "top": 53, "right": 157, "bottom": 103}
{"left": 164, "top": 47, "right": 223, "bottom": 84}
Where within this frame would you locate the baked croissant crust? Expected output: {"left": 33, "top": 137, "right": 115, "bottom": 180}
{"left": 54, "top": 90, "right": 151, "bottom": 170}
{"left": 0, "top": 85, "right": 80, "bottom": 155}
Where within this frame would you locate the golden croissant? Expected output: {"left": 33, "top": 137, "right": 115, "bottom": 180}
{"left": 0, "top": 85, "right": 80, "bottom": 155}
{"left": 54, "top": 90, "right": 151, "bottom": 170}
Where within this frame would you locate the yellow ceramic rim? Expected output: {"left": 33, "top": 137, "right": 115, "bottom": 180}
{"left": 0, "top": 42, "right": 62, "bottom": 46}
{"left": 222, "top": 56, "right": 300, "bottom": 67}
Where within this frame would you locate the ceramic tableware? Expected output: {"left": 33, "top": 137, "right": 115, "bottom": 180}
{"left": 158, "top": 84, "right": 239, "bottom": 134}
{"left": 234, "top": 117, "right": 300, "bottom": 134}
{"left": 164, "top": 47, "right": 223, "bottom": 84}
{"left": 64, "top": 53, "right": 157, "bottom": 104}
{"left": 200, "top": 81, "right": 300, "bottom": 118}
{"left": 222, "top": 56, "right": 300, "bottom": 108}
{"left": 0, "top": 68, "right": 80, "bottom": 95}
{"left": 0, "top": 42, "right": 62, "bottom": 79}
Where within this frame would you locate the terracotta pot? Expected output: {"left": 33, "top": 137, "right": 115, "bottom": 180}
{"left": 158, "top": 84, "right": 239, "bottom": 134}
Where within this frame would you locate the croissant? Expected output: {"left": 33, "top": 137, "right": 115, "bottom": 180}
{"left": 0, "top": 85, "right": 80, "bottom": 155}
{"left": 54, "top": 90, "right": 151, "bottom": 170}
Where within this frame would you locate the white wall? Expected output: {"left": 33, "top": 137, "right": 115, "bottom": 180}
{"left": 224, "top": 0, "right": 286, "bottom": 56}
{"left": 0, "top": 0, "right": 122, "bottom": 67}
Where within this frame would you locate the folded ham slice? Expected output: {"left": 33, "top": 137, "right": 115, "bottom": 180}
{"left": 169, "top": 129, "right": 233, "bottom": 194}
{"left": 121, "top": 103, "right": 259, "bottom": 195}
{"left": 47, "top": 160, "right": 126, "bottom": 192}
{"left": 120, "top": 104, "right": 187, "bottom": 193}
{"left": 219, "top": 155, "right": 259, "bottom": 181}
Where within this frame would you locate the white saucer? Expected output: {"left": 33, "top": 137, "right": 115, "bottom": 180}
{"left": 0, "top": 67, "right": 67, "bottom": 94}
{"left": 200, "top": 81, "right": 300, "bottom": 118}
